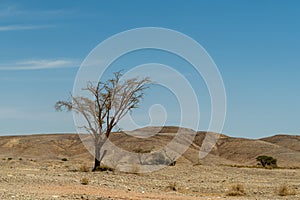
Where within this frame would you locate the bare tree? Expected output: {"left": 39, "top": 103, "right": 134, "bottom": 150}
{"left": 55, "top": 72, "right": 151, "bottom": 171}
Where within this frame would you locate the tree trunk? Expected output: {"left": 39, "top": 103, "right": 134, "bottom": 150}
{"left": 92, "top": 143, "right": 101, "bottom": 172}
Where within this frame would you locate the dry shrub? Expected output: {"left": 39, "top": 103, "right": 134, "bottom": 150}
{"left": 278, "top": 184, "right": 296, "bottom": 196}
{"left": 96, "top": 164, "right": 114, "bottom": 172}
{"left": 79, "top": 164, "right": 89, "bottom": 172}
{"left": 166, "top": 182, "right": 177, "bottom": 191}
{"left": 226, "top": 183, "right": 246, "bottom": 196}
{"left": 265, "top": 165, "right": 274, "bottom": 170}
{"left": 81, "top": 177, "right": 89, "bottom": 185}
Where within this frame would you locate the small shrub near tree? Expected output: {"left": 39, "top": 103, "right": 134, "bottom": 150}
{"left": 80, "top": 177, "right": 89, "bottom": 185}
{"left": 79, "top": 164, "right": 89, "bottom": 172}
{"left": 226, "top": 183, "right": 246, "bottom": 196}
{"left": 166, "top": 182, "right": 178, "bottom": 191}
{"left": 278, "top": 184, "right": 296, "bottom": 196}
{"left": 95, "top": 164, "right": 114, "bottom": 172}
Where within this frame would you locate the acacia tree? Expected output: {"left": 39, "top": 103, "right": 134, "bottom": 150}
{"left": 256, "top": 155, "right": 277, "bottom": 168}
{"left": 55, "top": 72, "right": 151, "bottom": 171}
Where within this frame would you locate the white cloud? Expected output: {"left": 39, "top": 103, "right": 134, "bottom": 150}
{"left": 0, "top": 59, "right": 80, "bottom": 71}
{"left": 0, "top": 4, "right": 73, "bottom": 19}
{"left": 0, "top": 24, "right": 54, "bottom": 31}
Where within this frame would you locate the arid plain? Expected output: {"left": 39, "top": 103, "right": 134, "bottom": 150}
{"left": 0, "top": 127, "right": 299, "bottom": 199}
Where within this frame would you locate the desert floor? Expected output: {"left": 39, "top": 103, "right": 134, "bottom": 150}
{"left": 0, "top": 158, "right": 299, "bottom": 200}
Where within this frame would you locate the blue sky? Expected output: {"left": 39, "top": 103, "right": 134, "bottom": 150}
{"left": 0, "top": 0, "right": 299, "bottom": 138}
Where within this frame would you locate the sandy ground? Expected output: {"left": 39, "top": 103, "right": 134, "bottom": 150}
{"left": 0, "top": 158, "right": 299, "bottom": 200}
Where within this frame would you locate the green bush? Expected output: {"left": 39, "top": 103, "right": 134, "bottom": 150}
{"left": 256, "top": 155, "right": 277, "bottom": 168}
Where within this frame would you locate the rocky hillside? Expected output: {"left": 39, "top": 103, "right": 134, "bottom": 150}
{"left": 0, "top": 127, "right": 299, "bottom": 168}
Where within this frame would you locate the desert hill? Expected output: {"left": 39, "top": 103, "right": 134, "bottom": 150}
{"left": 260, "top": 134, "right": 300, "bottom": 152}
{"left": 0, "top": 134, "right": 90, "bottom": 160}
{"left": 0, "top": 127, "right": 299, "bottom": 168}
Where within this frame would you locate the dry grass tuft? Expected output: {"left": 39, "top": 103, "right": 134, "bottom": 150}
{"left": 80, "top": 177, "right": 89, "bottom": 185}
{"left": 79, "top": 164, "right": 89, "bottom": 172}
{"left": 226, "top": 183, "right": 246, "bottom": 196}
{"left": 278, "top": 184, "right": 296, "bottom": 196}
{"left": 166, "top": 182, "right": 177, "bottom": 191}
{"left": 96, "top": 164, "right": 114, "bottom": 172}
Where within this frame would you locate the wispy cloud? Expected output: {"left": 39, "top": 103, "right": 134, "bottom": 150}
{"left": 0, "top": 3, "right": 73, "bottom": 19}
{"left": 0, "top": 59, "right": 80, "bottom": 71}
{"left": 0, "top": 24, "right": 54, "bottom": 31}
